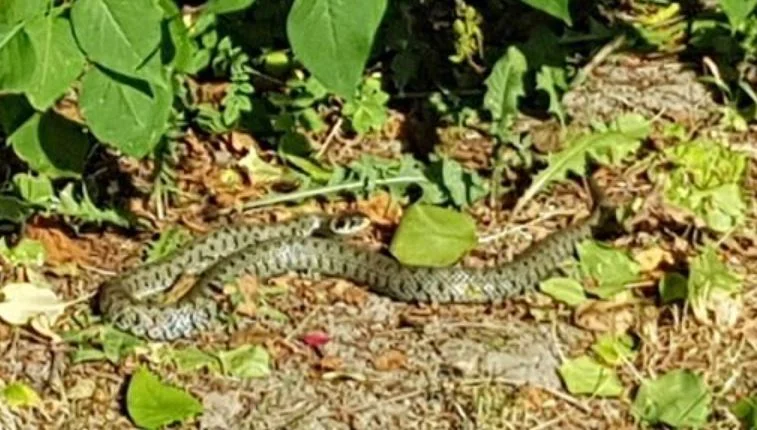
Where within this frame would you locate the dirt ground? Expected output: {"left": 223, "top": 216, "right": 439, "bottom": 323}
{"left": 1, "top": 53, "right": 756, "bottom": 429}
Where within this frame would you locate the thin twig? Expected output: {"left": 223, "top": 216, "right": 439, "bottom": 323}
{"left": 315, "top": 118, "right": 343, "bottom": 160}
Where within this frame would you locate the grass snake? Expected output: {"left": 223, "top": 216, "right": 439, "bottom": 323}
{"left": 98, "top": 181, "right": 605, "bottom": 341}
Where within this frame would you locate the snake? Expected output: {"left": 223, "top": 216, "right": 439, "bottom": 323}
{"left": 98, "top": 180, "right": 606, "bottom": 341}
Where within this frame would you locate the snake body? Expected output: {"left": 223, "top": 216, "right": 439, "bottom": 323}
{"left": 99, "top": 183, "right": 604, "bottom": 341}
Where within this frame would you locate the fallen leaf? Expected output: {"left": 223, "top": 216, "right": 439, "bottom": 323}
{"left": 232, "top": 275, "right": 261, "bottom": 318}
{"left": 373, "top": 350, "right": 408, "bottom": 371}
{"left": 558, "top": 355, "right": 624, "bottom": 397}
{"left": 30, "top": 314, "right": 63, "bottom": 343}
{"left": 318, "top": 355, "right": 343, "bottom": 371}
{"left": 2, "top": 382, "right": 41, "bottom": 408}
{"left": 574, "top": 299, "right": 635, "bottom": 333}
{"left": 356, "top": 190, "right": 403, "bottom": 226}
{"left": 68, "top": 379, "right": 96, "bottom": 400}
{"left": 634, "top": 246, "right": 673, "bottom": 272}
{"left": 0, "top": 283, "right": 67, "bottom": 326}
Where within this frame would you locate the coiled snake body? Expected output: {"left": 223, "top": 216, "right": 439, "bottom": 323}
{"left": 99, "top": 184, "right": 604, "bottom": 341}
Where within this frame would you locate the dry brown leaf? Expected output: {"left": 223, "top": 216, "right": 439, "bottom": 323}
{"left": 229, "top": 131, "right": 257, "bottom": 152}
{"left": 327, "top": 280, "right": 369, "bottom": 306}
{"left": 318, "top": 355, "right": 343, "bottom": 371}
{"left": 373, "top": 349, "right": 408, "bottom": 371}
{"left": 230, "top": 274, "right": 261, "bottom": 317}
{"left": 25, "top": 224, "right": 92, "bottom": 267}
{"left": 634, "top": 246, "right": 673, "bottom": 272}
{"left": 355, "top": 191, "right": 403, "bottom": 226}
{"left": 574, "top": 299, "right": 635, "bottom": 333}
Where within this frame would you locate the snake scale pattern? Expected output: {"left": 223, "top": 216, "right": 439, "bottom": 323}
{"left": 99, "top": 182, "right": 605, "bottom": 341}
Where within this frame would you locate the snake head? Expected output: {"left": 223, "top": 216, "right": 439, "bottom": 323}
{"left": 328, "top": 212, "right": 371, "bottom": 237}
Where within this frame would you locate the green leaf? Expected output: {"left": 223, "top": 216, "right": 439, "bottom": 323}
{"left": 8, "top": 111, "right": 91, "bottom": 178}
{"left": 558, "top": 355, "right": 623, "bottom": 397}
{"left": 607, "top": 113, "right": 651, "bottom": 140}
{"left": 286, "top": 0, "right": 388, "bottom": 99}
{"left": 719, "top": 0, "right": 757, "bottom": 29}
{"left": 663, "top": 139, "right": 746, "bottom": 232}
{"left": 54, "top": 183, "right": 130, "bottom": 227}
{"left": 578, "top": 240, "right": 641, "bottom": 299}
{"left": 101, "top": 327, "right": 143, "bottom": 364}
{"left": 733, "top": 396, "right": 757, "bottom": 429}
{"left": 238, "top": 148, "right": 286, "bottom": 184}
{"left": 71, "top": 0, "right": 164, "bottom": 77}
{"left": 591, "top": 333, "right": 636, "bottom": 366}
{"left": 632, "top": 369, "right": 711, "bottom": 428}
{"left": 659, "top": 272, "right": 688, "bottom": 304}
{"left": 217, "top": 345, "right": 271, "bottom": 378}
{"left": 515, "top": 130, "right": 641, "bottom": 213}
{"left": 0, "top": 237, "right": 45, "bottom": 267}
{"left": 0, "top": 93, "right": 34, "bottom": 134}
{"left": 24, "top": 14, "right": 86, "bottom": 110}
{"left": 0, "top": 196, "right": 31, "bottom": 223}
{"left": 483, "top": 46, "right": 527, "bottom": 138}
{"left": 520, "top": 0, "right": 572, "bottom": 25}
{"left": 79, "top": 66, "right": 171, "bottom": 158}
{"left": 164, "top": 16, "right": 194, "bottom": 73}
{"left": 342, "top": 75, "right": 389, "bottom": 134}
{"left": 204, "top": 0, "right": 256, "bottom": 15}
{"left": 535, "top": 65, "right": 568, "bottom": 125}
{"left": 164, "top": 347, "right": 220, "bottom": 373}
{"left": 540, "top": 277, "right": 587, "bottom": 306}
{"left": 424, "top": 157, "right": 489, "bottom": 208}
{"left": 389, "top": 204, "right": 477, "bottom": 267}
{"left": 145, "top": 226, "right": 191, "bottom": 264}
{"left": 126, "top": 367, "right": 203, "bottom": 430}
{"left": 13, "top": 173, "right": 54, "bottom": 205}
{"left": 2, "top": 382, "right": 41, "bottom": 408}
{"left": 687, "top": 246, "right": 742, "bottom": 321}
{"left": 71, "top": 347, "right": 108, "bottom": 364}
{"left": 0, "top": 0, "right": 47, "bottom": 25}
{"left": 0, "top": 23, "right": 36, "bottom": 92}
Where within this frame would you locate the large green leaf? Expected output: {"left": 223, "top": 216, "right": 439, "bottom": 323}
{"left": 520, "top": 0, "right": 572, "bottom": 25}
{"left": 8, "top": 111, "right": 91, "bottom": 178}
{"left": 0, "top": 0, "right": 48, "bottom": 24}
{"left": 389, "top": 204, "right": 477, "bottom": 267}
{"left": 0, "top": 94, "right": 34, "bottom": 134}
{"left": 79, "top": 66, "right": 171, "bottom": 158}
{"left": 632, "top": 369, "right": 711, "bottom": 428}
{"left": 483, "top": 46, "right": 527, "bottom": 138}
{"left": 286, "top": 0, "right": 388, "bottom": 99}
{"left": 0, "top": 196, "right": 32, "bottom": 223}
{"left": 733, "top": 396, "right": 757, "bottom": 429}
{"left": 204, "top": 0, "right": 256, "bottom": 15}
{"left": 0, "top": 0, "right": 47, "bottom": 25}
{"left": 126, "top": 367, "right": 203, "bottom": 430}
{"left": 0, "top": 23, "right": 36, "bottom": 92}
{"left": 687, "top": 246, "right": 742, "bottom": 322}
{"left": 71, "top": 0, "right": 163, "bottom": 77}
{"left": 719, "top": 0, "right": 757, "bottom": 29}
{"left": 24, "top": 14, "right": 86, "bottom": 110}
{"left": 577, "top": 240, "right": 641, "bottom": 299}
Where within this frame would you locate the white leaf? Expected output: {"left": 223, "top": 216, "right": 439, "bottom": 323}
{"left": 0, "top": 283, "right": 67, "bottom": 326}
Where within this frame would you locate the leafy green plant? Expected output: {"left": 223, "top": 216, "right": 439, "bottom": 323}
{"left": 660, "top": 139, "right": 747, "bottom": 232}
{"left": 342, "top": 74, "right": 390, "bottom": 134}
